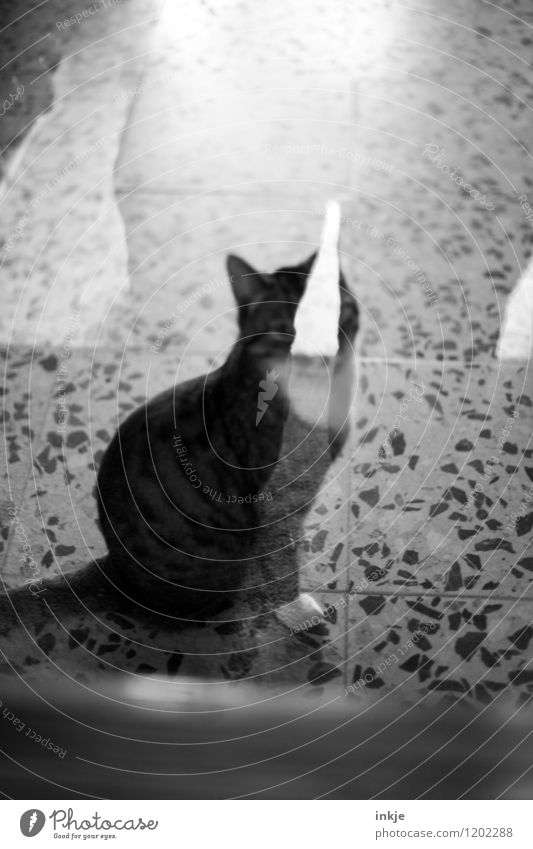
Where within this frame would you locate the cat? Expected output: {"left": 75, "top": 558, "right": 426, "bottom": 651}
{"left": 96, "top": 250, "right": 358, "bottom": 626}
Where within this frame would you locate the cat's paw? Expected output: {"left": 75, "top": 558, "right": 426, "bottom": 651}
{"left": 276, "top": 593, "right": 326, "bottom": 634}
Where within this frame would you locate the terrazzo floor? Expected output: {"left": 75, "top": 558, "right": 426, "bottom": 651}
{"left": 1, "top": 0, "right": 533, "bottom": 717}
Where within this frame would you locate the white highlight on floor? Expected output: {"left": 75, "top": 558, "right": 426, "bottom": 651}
{"left": 292, "top": 199, "right": 341, "bottom": 356}
{"left": 497, "top": 257, "right": 533, "bottom": 359}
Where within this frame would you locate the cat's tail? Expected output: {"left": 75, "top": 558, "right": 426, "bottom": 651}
{"left": 0, "top": 558, "right": 113, "bottom": 640}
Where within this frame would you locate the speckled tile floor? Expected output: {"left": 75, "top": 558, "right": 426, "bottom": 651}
{"left": 1, "top": 0, "right": 533, "bottom": 711}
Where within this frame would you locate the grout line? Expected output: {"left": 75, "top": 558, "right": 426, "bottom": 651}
{"left": 113, "top": 184, "right": 362, "bottom": 199}
{"left": 0, "top": 345, "right": 509, "bottom": 370}
{"left": 317, "top": 586, "right": 533, "bottom": 604}
{"left": 342, "top": 592, "right": 349, "bottom": 690}
{"left": 341, "top": 421, "right": 352, "bottom": 595}
{"left": 348, "top": 589, "right": 533, "bottom": 603}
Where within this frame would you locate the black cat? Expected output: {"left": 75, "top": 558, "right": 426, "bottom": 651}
{"left": 96, "top": 252, "right": 358, "bottom": 624}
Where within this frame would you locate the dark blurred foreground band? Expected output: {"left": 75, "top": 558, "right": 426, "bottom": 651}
{"left": 0, "top": 676, "right": 531, "bottom": 799}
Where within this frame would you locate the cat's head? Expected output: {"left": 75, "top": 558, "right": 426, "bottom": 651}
{"left": 227, "top": 253, "right": 316, "bottom": 356}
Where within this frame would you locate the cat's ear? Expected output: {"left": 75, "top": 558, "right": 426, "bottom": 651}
{"left": 227, "top": 254, "right": 265, "bottom": 307}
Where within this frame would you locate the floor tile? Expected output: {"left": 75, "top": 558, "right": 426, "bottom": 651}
{"left": 116, "top": 1, "right": 353, "bottom": 194}
{"left": 352, "top": 73, "right": 533, "bottom": 191}
{"left": 346, "top": 360, "right": 533, "bottom": 598}
{"left": 117, "top": 3, "right": 351, "bottom": 193}
{"left": 475, "top": 3, "right": 533, "bottom": 75}
{"left": 117, "top": 73, "right": 352, "bottom": 194}
{"left": 345, "top": 592, "right": 533, "bottom": 708}
{"left": 340, "top": 190, "right": 524, "bottom": 360}
{"left": 352, "top": 0, "right": 477, "bottom": 82}
{"left": 343, "top": 72, "right": 533, "bottom": 359}
{"left": 126, "top": 0, "right": 353, "bottom": 125}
